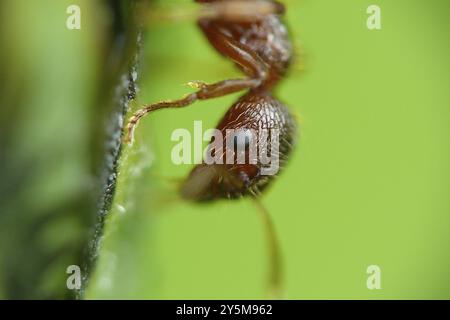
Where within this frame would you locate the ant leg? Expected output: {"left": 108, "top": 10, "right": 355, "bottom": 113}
{"left": 125, "top": 78, "right": 260, "bottom": 145}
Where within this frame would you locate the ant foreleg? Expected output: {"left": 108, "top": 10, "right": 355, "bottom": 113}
{"left": 125, "top": 78, "right": 260, "bottom": 145}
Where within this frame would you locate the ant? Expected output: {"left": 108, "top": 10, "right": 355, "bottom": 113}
{"left": 126, "top": 0, "right": 298, "bottom": 298}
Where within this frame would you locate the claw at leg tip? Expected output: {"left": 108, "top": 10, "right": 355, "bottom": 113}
{"left": 123, "top": 130, "right": 135, "bottom": 146}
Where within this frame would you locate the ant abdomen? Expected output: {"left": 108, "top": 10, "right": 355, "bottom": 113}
{"left": 180, "top": 89, "right": 297, "bottom": 201}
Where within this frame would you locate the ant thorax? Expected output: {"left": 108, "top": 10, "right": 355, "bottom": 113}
{"left": 198, "top": 5, "right": 293, "bottom": 87}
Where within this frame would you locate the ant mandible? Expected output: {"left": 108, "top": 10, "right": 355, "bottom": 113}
{"left": 126, "top": 0, "right": 298, "bottom": 297}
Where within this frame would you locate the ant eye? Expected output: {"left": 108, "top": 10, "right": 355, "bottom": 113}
{"left": 231, "top": 129, "right": 254, "bottom": 151}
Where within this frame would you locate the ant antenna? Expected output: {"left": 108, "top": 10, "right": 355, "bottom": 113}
{"left": 251, "top": 196, "right": 283, "bottom": 299}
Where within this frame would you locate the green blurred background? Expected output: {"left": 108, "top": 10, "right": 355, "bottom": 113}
{"left": 0, "top": 0, "right": 449, "bottom": 299}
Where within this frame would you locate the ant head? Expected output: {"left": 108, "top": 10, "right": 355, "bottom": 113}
{"left": 179, "top": 90, "right": 296, "bottom": 202}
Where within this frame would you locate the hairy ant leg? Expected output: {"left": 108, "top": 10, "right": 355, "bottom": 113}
{"left": 125, "top": 79, "right": 260, "bottom": 145}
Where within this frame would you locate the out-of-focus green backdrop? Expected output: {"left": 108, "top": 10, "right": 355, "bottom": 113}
{"left": 0, "top": 0, "right": 448, "bottom": 299}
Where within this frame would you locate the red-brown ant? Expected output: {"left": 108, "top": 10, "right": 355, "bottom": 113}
{"left": 126, "top": 0, "right": 298, "bottom": 297}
